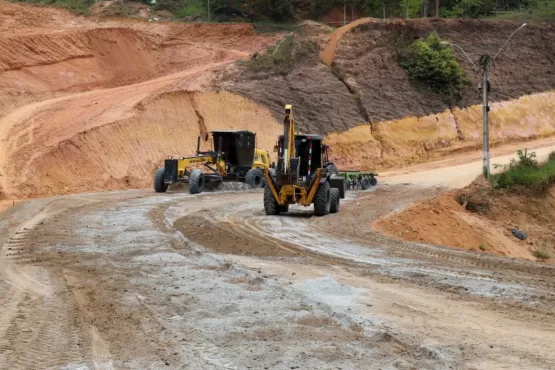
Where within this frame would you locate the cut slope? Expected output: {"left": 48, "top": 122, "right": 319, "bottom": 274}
{"left": 225, "top": 18, "right": 555, "bottom": 136}
{"left": 0, "top": 2, "right": 277, "bottom": 110}
{"left": 333, "top": 19, "right": 555, "bottom": 123}
{"left": 325, "top": 91, "right": 555, "bottom": 170}
{"left": 0, "top": 67, "right": 281, "bottom": 198}
{"left": 19, "top": 91, "right": 281, "bottom": 197}
{"left": 0, "top": 2, "right": 282, "bottom": 199}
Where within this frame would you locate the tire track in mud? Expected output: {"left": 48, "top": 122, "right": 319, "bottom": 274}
{"left": 159, "top": 196, "right": 422, "bottom": 369}
{"left": 187, "top": 193, "right": 555, "bottom": 306}
{"left": 0, "top": 194, "right": 150, "bottom": 370}
{"left": 0, "top": 204, "right": 87, "bottom": 370}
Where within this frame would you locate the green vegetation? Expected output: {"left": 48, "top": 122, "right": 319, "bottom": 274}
{"left": 12, "top": 0, "right": 94, "bottom": 13}
{"left": 533, "top": 249, "right": 551, "bottom": 260}
{"left": 491, "top": 150, "right": 555, "bottom": 195}
{"left": 479, "top": 244, "right": 486, "bottom": 251}
{"left": 12, "top": 0, "right": 554, "bottom": 21}
{"left": 245, "top": 36, "right": 318, "bottom": 75}
{"left": 396, "top": 32, "right": 470, "bottom": 105}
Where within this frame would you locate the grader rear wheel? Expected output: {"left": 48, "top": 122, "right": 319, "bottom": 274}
{"left": 153, "top": 168, "right": 168, "bottom": 193}
{"left": 246, "top": 168, "right": 264, "bottom": 188}
{"left": 313, "top": 182, "right": 331, "bottom": 216}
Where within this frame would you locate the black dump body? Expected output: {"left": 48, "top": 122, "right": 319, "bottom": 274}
{"left": 211, "top": 130, "right": 256, "bottom": 180}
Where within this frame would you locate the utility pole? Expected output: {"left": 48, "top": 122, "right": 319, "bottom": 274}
{"left": 406, "top": 0, "right": 409, "bottom": 19}
{"left": 479, "top": 54, "right": 491, "bottom": 179}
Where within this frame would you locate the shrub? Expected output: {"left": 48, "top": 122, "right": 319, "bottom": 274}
{"left": 396, "top": 32, "right": 470, "bottom": 105}
{"left": 479, "top": 244, "right": 486, "bottom": 251}
{"left": 491, "top": 150, "right": 555, "bottom": 195}
{"left": 533, "top": 250, "right": 551, "bottom": 260}
{"left": 13, "top": 0, "right": 94, "bottom": 13}
{"left": 245, "top": 36, "right": 318, "bottom": 75}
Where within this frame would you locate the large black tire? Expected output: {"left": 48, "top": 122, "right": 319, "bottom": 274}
{"left": 369, "top": 176, "right": 378, "bottom": 186}
{"left": 360, "top": 177, "right": 371, "bottom": 190}
{"left": 153, "top": 167, "right": 168, "bottom": 193}
{"left": 264, "top": 186, "right": 279, "bottom": 215}
{"left": 188, "top": 169, "right": 205, "bottom": 194}
{"left": 246, "top": 168, "right": 264, "bottom": 188}
{"left": 330, "top": 188, "right": 340, "bottom": 213}
{"left": 313, "top": 181, "right": 331, "bottom": 217}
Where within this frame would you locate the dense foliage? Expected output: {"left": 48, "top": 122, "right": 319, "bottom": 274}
{"left": 12, "top": 0, "right": 555, "bottom": 22}
{"left": 245, "top": 36, "right": 319, "bottom": 75}
{"left": 397, "top": 32, "right": 469, "bottom": 105}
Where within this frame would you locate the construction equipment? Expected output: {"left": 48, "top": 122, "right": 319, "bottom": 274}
{"left": 154, "top": 130, "right": 271, "bottom": 194}
{"left": 263, "top": 105, "right": 345, "bottom": 216}
{"left": 341, "top": 170, "right": 378, "bottom": 190}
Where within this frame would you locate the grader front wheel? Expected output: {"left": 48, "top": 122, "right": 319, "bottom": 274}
{"left": 246, "top": 168, "right": 264, "bottom": 188}
{"left": 189, "top": 169, "right": 205, "bottom": 194}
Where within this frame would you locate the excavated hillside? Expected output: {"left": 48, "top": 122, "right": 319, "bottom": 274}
{"left": 0, "top": 2, "right": 276, "bottom": 110}
{"left": 220, "top": 18, "right": 555, "bottom": 168}
{"left": 1, "top": 2, "right": 555, "bottom": 200}
{"left": 0, "top": 2, "right": 282, "bottom": 200}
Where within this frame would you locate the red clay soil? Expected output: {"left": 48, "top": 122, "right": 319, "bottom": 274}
{"left": 374, "top": 178, "right": 555, "bottom": 262}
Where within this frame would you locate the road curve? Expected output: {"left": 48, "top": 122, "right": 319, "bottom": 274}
{"left": 1, "top": 186, "right": 554, "bottom": 369}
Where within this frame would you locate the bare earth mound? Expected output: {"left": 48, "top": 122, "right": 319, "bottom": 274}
{"left": 374, "top": 178, "right": 555, "bottom": 262}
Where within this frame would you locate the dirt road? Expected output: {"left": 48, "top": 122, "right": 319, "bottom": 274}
{"left": 1, "top": 184, "right": 554, "bottom": 370}
{"left": 381, "top": 137, "right": 555, "bottom": 188}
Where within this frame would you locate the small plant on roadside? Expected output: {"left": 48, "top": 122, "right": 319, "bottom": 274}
{"left": 479, "top": 244, "right": 486, "bottom": 251}
{"left": 533, "top": 249, "right": 551, "bottom": 260}
{"left": 491, "top": 150, "right": 555, "bottom": 195}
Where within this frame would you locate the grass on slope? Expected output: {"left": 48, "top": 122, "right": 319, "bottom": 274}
{"left": 491, "top": 150, "right": 555, "bottom": 195}
{"left": 11, "top": 0, "right": 94, "bottom": 13}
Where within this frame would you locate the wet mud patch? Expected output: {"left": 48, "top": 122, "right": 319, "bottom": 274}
{"left": 174, "top": 215, "right": 298, "bottom": 257}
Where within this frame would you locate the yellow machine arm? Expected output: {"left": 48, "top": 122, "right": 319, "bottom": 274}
{"left": 282, "top": 104, "right": 296, "bottom": 173}
{"left": 176, "top": 155, "right": 226, "bottom": 177}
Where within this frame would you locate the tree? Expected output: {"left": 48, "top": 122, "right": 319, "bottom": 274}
{"left": 397, "top": 32, "right": 470, "bottom": 105}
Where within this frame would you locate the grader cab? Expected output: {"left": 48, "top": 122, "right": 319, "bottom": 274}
{"left": 154, "top": 130, "right": 270, "bottom": 194}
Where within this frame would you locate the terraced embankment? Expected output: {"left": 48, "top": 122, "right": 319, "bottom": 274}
{"left": 1, "top": 2, "right": 554, "bottom": 203}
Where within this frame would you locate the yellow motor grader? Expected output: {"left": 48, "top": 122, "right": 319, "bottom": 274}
{"left": 263, "top": 105, "right": 346, "bottom": 216}
{"left": 154, "top": 130, "right": 271, "bottom": 194}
